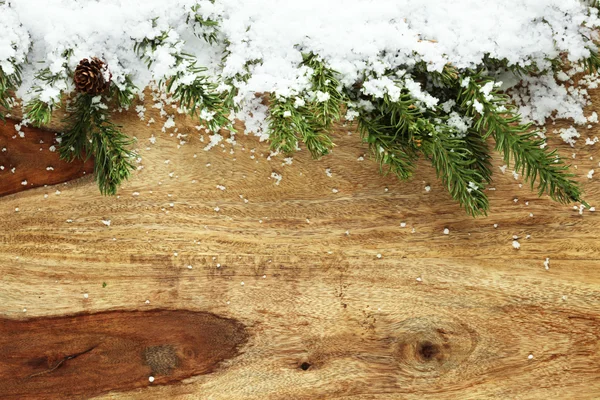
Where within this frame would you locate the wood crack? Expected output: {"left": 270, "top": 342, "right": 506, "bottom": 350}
{"left": 28, "top": 345, "right": 99, "bottom": 379}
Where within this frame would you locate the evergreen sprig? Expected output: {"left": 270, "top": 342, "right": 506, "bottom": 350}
{"left": 356, "top": 88, "right": 491, "bottom": 216}
{"left": 0, "top": 63, "right": 21, "bottom": 120}
{"left": 458, "top": 73, "right": 584, "bottom": 206}
{"left": 109, "top": 75, "right": 137, "bottom": 108}
{"left": 134, "top": 27, "right": 232, "bottom": 133}
{"left": 268, "top": 55, "right": 343, "bottom": 158}
{"left": 268, "top": 96, "right": 334, "bottom": 158}
{"left": 167, "top": 60, "right": 231, "bottom": 132}
{"left": 190, "top": 2, "right": 220, "bottom": 45}
{"left": 59, "top": 93, "right": 134, "bottom": 195}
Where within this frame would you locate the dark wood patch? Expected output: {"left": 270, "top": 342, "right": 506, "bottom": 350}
{"left": 0, "top": 310, "right": 248, "bottom": 399}
{"left": 0, "top": 118, "right": 94, "bottom": 197}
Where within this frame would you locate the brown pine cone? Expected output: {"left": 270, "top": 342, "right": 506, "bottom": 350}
{"left": 74, "top": 57, "right": 111, "bottom": 95}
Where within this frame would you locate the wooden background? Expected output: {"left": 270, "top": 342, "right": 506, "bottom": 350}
{"left": 1, "top": 90, "right": 599, "bottom": 399}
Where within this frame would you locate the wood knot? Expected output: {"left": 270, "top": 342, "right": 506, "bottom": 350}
{"left": 416, "top": 341, "right": 441, "bottom": 361}
{"left": 143, "top": 345, "right": 180, "bottom": 375}
{"left": 391, "top": 316, "right": 476, "bottom": 378}
{"left": 299, "top": 362, "right": 311, "bottom": 371}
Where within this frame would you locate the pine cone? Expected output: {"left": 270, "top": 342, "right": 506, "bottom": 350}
{"left": 74, "top": 57, "right": 111, "bottom": 95}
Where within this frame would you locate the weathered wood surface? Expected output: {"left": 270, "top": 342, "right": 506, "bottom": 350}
{"left": 0, "top": 92, "right": 599, "bottom": 399}
{"left": 0, "top": 119, "right": 94, "bottom": 197}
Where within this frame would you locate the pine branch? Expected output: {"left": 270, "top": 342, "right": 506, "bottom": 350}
{"left": 419, "top": 121, "right": 490, "bottom": 216}
{"left": 25, "top": 64, "right": 70, "bottom": 126}
{"left": 167, "top": 61, "right": 231, "bottom": 132}
{"left": 108, "top": 75, "right": 137, "bottom": 108}
{"left": 463, "top": 128, "right": 493, "bottom": 185}
{"left": 458, "top": 73, "right": 584, "bottom": 205}
{"left": 302, "top": 53, "right": 343, "bottom": 128}
{"left": 581, "top": 45, "right": 600, "bottom": 74}
{"left": 268, "top": 96, "right": 334, "bottom": 158}
{"left": 59, "top": 93, "right": 134, "bottom": 195}
{"left": 89, "top": 120, "right": 135, "bottom": 196}
{"left": 59, "top": 94, "right": 94, "bottom": 162}
{"left": 190, "top": 2, "right": 220, "bottom": 45}
{"left": 134, "top": 31, "right": 232, "bottom": 132}
{"left": 0, "top": 64, "right": 21, "bottom": 120}
{"left": 357, "top": 112, "right": 418, "bottom": 180}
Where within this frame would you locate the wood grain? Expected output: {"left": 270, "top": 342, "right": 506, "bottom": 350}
{"left": 0, "top": 118, "right": 94, "bottom": 197}
{"left": 0, "top": 310, "right": 248, "bottom": 399}
{"left": 0, "top": 90, "right": 599, "bottom": 399}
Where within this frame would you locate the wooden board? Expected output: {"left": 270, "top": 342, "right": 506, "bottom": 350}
{"left": 0, "top": 91, "right": 599, "bottom": 399}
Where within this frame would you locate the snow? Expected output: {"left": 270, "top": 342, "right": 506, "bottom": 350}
{"left": 1, "top": 0, "right": 599, "bottom": 140}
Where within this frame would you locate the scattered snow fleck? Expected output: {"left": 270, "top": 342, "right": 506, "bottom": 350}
{"left": 544, "top": 258, "right": 550, "bottom": 270}
{"left": 149, "top": 376, "right": 155, "bottom": 383}
{"left": 101, "top": 220, "right": 111, "bottom": 226}
{"left": 21, "top": 180, "right": 27, "bottom": 185}
{"left": 271, "top": 172, "right": 282, "bottom": 185}
{"left": 586, "top": 137, "right": 599, "bottom": 145}
{"left": 587, "top": 169, "right": 594, "bottom": 179}
{"left": 376, "top": 253, "right": 382, "bottom": 259}
{"left": 512, "top": 240, "right": 521, "bottom": 250}
{"left": 443, "top": 228, "right": 450, "bottom": 235}
{"left": 83, "top": 293, "right": 88, "bottom": 299}
{"left": 214, "top": 206, "right": 220, "bottom": 212}
{"left": 425, "top": 185, "right": 431, "bottom": 192}
{"left": 557, "top": 126, "right": 580, "bottom": 146}
{"left": 528, "top": 354, "right": 534, "bottom": 360}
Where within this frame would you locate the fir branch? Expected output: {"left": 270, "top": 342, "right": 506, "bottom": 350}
{"left": 59, "top": 93, "right": 134, "bottom": 195}
{"left": 109, "top": 75, "right": 137, "bottom": 108}
{"left": 357, "top": 112, "right": 418, "bottom": 180}
{"left": 89, "top": 120, "right": 135, "bottom": 195}
{"left": 419, "top": 121, "right": 490, "bottom": 216}
{"left": 458, "top": 73, "right": 584, "bottom": 205}
{"left": 134, "top": 31, "right": 232, "bottom": 132}
{"left": 581, "top": 45, "right": 600, "bottom": 74}
{"left": 0, "top": 64, "right": 21, "bottom": 120}
{"left": 302, "top": 52, "right": 343, "bottom": 128}
{"left": 463, "top": 128, "right": 493, "bottom": 185}
{"left": 268, "top": 96, "right": 334, "bottom": 158}
{"left": 190, "top": 2, "right": 220, "bottom": 45}
{"left": 59, "top": 94, "right": 94, "bottom": 162}
{"left": 25, "top": 59, "right": 72, "bottom": 126}
{"left": 167, "top": 61, "right": 231, "bottom": 132}
{"left": 24, "top": 98, "right": 54, "bottom": 126}
{"left": 133, "top": 27, "right": 170, "bottom": 69}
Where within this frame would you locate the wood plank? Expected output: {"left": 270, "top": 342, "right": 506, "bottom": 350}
{"left": 0, "top": 119, "right": 94, "bottom": 197}
{"left": 0, "top": 90, "right": 599, "bottom": 399}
